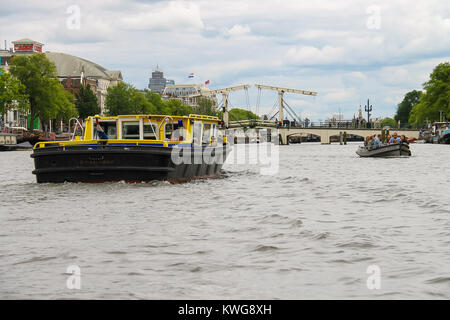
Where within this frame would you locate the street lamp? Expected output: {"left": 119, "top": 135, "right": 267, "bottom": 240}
{"left": 365, "top": 99, "right": 372, "bottom": 128}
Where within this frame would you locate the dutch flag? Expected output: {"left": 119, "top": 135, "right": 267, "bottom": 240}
{"left": 188, "top": 73, "right": 195, "bottom": 78}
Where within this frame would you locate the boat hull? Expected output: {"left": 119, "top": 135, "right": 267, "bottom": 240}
{"left": 0, "top": 145, "right": 18, "bottom": 151}
{"left": 356, "top": 143, "right": 411, "bottom": 157}
{"left": 440, "top": 132, "right": 450, "bottom": 144}
{"left": 31, "top": 144, "right": 231, "bottom": 183}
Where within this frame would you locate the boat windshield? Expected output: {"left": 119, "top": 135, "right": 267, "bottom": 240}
{"left": 192, "top": 122, "right": 202, "bottom": 146}
{"left": 93, "top": 121, "right": 117, "bottom": 139}
{"left": 165, "top": 121, "right": 185, "bottom": 141}
{"left": 144, "top": 123, "right": 158, "bottom": 140}
{"left": 202, "top": 123, "right": 211, "bottom": 145}
{"left": 122, "top": 122, "right": 140, "bottom": 139}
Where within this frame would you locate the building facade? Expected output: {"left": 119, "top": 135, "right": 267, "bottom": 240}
{"left": 148, "top": 69, "right": 166, "bottom": 94}
{"left": 45, "top": 52, "right": 122, "bottom": 114}
{"left": 1, "top": 38, "right": 123, "bottom": 130}
{"left": 162, "top": 84, "right": 216, "bottom": 107}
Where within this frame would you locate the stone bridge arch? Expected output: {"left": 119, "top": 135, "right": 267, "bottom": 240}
{"left": 277, "top": 128, "right": 420, "bottom": 145}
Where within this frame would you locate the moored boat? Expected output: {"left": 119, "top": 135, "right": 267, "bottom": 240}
{"left": 0, "top": 133, "right": 18, "bottom": 151}
{"left": 356, "top": 142, "right": 411, "bottom": 157}
{"left": 439, "top": 129, "right": 450, "bottom": 144}
{"left": 31, "top": 114, "right": 231, "bottom": 183}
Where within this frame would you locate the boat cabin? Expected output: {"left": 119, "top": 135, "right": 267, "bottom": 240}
{"left": 35, "top": 114, "right": 223, "bottom": 149}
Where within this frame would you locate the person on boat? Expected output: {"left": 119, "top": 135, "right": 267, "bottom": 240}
{"left": 389, "top": 132, "right": 401, "bottom": 144}
{"left": 95, "top": 119, "right": 108, "bottom": 139}
{"left": 400, "top": 135, "right": 409, "bottom": 144}
{"left": 386, "top": 135, "right": 391, "bottom": 144}
{"left": 372, "top": 134, "right": 382, "bottom": 148}
{"left": 364, "top": 136, "right": 372, "bottom": 147}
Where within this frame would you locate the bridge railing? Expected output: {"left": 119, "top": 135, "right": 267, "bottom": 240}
{"left": 229, "top": 119, "right": 418, "bottom": 130}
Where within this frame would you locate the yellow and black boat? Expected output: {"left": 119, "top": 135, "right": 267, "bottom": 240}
{"left": 31, "top": 114, "right": 231, "bottom": 183}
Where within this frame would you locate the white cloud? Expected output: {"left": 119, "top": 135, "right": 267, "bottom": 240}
{"left": 121, "top": 1, "right": 204, "bottom": 31}
{"left": 224, "top": 24, "right": 251, "bottom": 37}
{"left": 1, "top": 0, "right": 449, "bottom": 121}
{"left": 285, "top": 46, "right": 346, "bottom": 65}
{"left": 323, "top": 88, "right": 357, "bottom": 103}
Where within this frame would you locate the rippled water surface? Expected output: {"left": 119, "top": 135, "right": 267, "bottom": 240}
{"left": 1, "top": 143, "right": 449, "bottom": 299}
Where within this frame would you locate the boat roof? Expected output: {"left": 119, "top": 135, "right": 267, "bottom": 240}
{"left": 87, "top": 114, "right": 220, "bottom": 121}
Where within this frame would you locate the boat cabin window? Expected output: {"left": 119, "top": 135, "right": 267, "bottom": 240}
{"left": 93, "top": 121, "right": 117, "bottom": 139}
{"left": 192, "top": 122, "right": 202, "bottom": 145}
{"left": 122, "top": 122, "right": 140, "bottom": 139}
{"left": 165, "top": 123, "right": 174, "bottom": 140}
{"left": 164, "top": 121, "right": 185, "bottom": 141}
{"left": 202, "top": 123, "right": 211, "bottom": 145}
{"left": 211, "top": 124, "right": 218, "bottom": 140}
{"left": 143, "top": 123, "right": 158, "bottom": 140}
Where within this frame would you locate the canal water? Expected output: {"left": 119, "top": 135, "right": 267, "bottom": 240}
{"left": 0, "top": 143, "right": 449, "bottom": 299}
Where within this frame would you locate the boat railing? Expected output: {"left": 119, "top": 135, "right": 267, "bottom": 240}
{"left": 69, "top": 118, "right": 84, "bottom": 141}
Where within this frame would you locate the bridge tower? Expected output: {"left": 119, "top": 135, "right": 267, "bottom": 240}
{"left": 254, "top": 84, "right": 317, "bottom": 123}
{"left": 207, "top": 85, "right": 251, "bottom": 128}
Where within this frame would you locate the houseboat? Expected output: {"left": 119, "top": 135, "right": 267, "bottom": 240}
{"left": 31, "top": 114, "right": 231, "bottom": 183}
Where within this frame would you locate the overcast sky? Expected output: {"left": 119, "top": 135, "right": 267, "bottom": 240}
{"left": 1, "top": 0, "right": 449, "bottom": 121}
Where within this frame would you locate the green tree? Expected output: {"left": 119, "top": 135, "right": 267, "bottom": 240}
{"left": 105, "top": 82, "right": 154, "bottom": 116}
{"left": 409, "top": 62, "right": 450, "bottom": 127}
{"left": 55, "top": 89, "right": 78, "bottom": 122}
{"left": 0, "top": 69, "right": 29, "bottom": 115}
{"left": 218, "top": 108, "right": 259, "bottom": 120}
{"left": 165, "top": 99, "right": 194, "bottom": 116}
{"left": 144, "top": 91, "right": 169, "bottom": 114}
{"left": 195, "top": 97, "right": 218, "bottom": 116}
{"left": 229, "top": 108, "right": 259, "bottom": 121}
{"left": 8, "top": 53, "right": 76, "bottom": 129}
{"left": 76, "top": 84, "right": 101, "bottom": 119}
{"left": 380, "top": 117, "right": 397, "bottom": 128}
{"left": 394, "top": 90, "right": 422, "bottom": 126}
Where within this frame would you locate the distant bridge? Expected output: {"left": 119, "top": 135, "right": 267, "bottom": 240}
{"left": 228, "top": 120, "right": 421, "bottom": 145}
{"left": 206, "top": 84, "right": 421, "bottom": 144}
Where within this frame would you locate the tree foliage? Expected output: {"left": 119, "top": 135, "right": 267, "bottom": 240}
{"left": 380, "top": 117, "right": 397, "bottom": 128}
{"left": 218, "top": 108, "right": 259, "bottom": 121}
{"left": 54, "top": 89, "right": 78, "bottom": 122}
{"left": 0, "top": 68, "right": 29, "bottom": 115}
{"left": 105, "top": 82, "right": 153, "bottom": 116}
{"left": 165, "top": 99, "right": 194, "bottom": 116}
{"left": 195, "top": 97, "right": 218, "bottom": 116}
{"left": 105, "top": 85, "right": 219, "bottom": 117}
{"left": 229, "top": 108, "right": 259, "bottom": 121}
{"left": 8, "top": 53, "right": 77, "bottom": 129}
{"left": 394, "top": 90, "right": 422, "bottom": 125}
{"left": 76, "top": 84, "right": 101, "bottom": 119}
{"left": 409, "top": 62, "right": 450, "bottom": 127}
{"left": 144, "top": 91, "right": 167, "bottom": 114}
